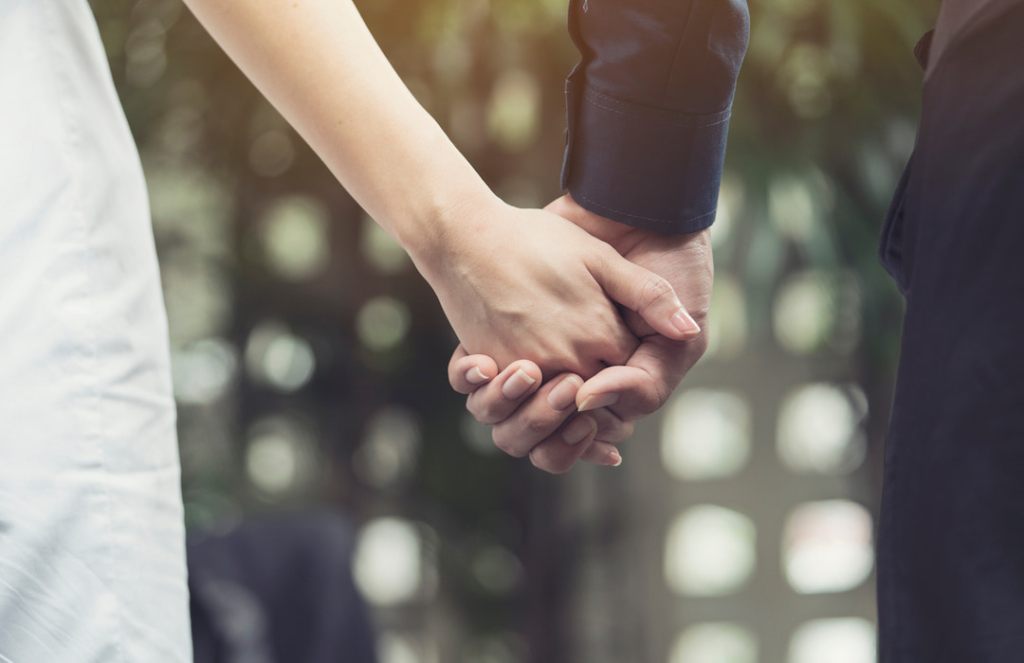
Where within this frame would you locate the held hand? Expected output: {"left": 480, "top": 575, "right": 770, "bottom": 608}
{"left": 420, "top": 192, "right": 701, "bottom": 378}
{"left": 449, "top": 348, "right": 628, "bottom": 467}
{"left": 450, "top": 194, "right": 714, "bottom": 472}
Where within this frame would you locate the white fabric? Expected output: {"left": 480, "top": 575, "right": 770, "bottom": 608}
{"left": 0, "top": 1, "right": 191, "bottom": 661}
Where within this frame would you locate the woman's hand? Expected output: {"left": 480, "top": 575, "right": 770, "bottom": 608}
{"left": 447, "top": 194, "right": 714, "bottom": 472}
{"left": 416, "top": 192, "right": 701, "bottom": 378}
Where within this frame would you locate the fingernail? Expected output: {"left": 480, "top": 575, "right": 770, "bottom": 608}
{"left": 606, "top": 450, "right": 623, "bottom": 467}
{"left": 465, "top": 367, "right": 491, "bottom": 385}
{"left": 562, "top": 416, "right": 596, "bottom": 445}
{"left": 547, "top": 376, "right": 583, "bottom": 411}
{"left": 502, "top": 369, "right": 537, "bottom": 399}
{"left": 671, "top": 308, "right": 701, "bottom": 337}
{"left": 578, "top": 392, "right": 619, "bottom": 413}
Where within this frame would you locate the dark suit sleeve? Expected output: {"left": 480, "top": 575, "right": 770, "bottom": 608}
{"left": 560, "top": 0, "right": 750, "bottom": 233}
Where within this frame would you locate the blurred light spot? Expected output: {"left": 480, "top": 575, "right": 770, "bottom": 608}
{"left": 245, "top": 321, "right": 316, "bottom": 392}
{"left": 775, "top": 0, "right": 816, "bottom": 18}
{"left": 156, "top": 102, "right": 205, "bottom": 159}
{"left": 665, "top": 506, "right": 756, "bottom": 596}
{"left": 774, "top": 270, "right": 861, "bottom": 355}
{"left": 357, "top": 297, "right": 411, "bottom": 352}
{"left": 780, "top": 45, "right": 833, "bottom": 119}
{"left": 449, "top": 98, "right": 486, "bottom": 152}
{"left": 354, "top": 518, "right": 422, "bottom": 606}
{"left": 706, "top": 276, "right": 747, "bottom": 359}
{"left": 471, "top": 545, "right": 524, "bottom": 595}
{"left": 487, "top": 70, "right": 540, "bottom": 151}
{"left": 353, "top": 407, "right": 421, "bottom": 488}
{"left": 463, "top": 634, "right": 526, "bottom": 663}
{"left": 789, "top": 618, "right": 876, "bottom": 663}
{"left": 378, "top": 632, "right": 436, "bottom": 663}
{"left": 161, "top": 257, "right": 232, "bottom": 343}
{"left": 783, "top": 500, "right": 873, "bottom": 594}
{"left": 432, "top": 38, "right": 471, "bottom": 85}
{"left": 777, "top": 383, "right": 867, "bottom": 475}
{"left": 249, "top": 129, "right": 296, "bottom": 177}
{"left": 712, "top": 174, "right": 745, "bottom": 249}
{"left": 260, "top": 196, "right": 331, "bottom": 281}
{"left": 885, "top": 119, "right": 918, "bottom": 163}
{"left": 125, "top": 20, "right": 167, "bottom": 87}
{"left": 131, "top": 0, "right": 184, "bottom": 28}
{"left": 360, "top": 216, "right": 410, "bottom": 274}
{"left": 669, "top": 622, "right": 758, "bottom": 663}
{"left": 769, "top": 177, "right": 816, "bottom": 243}
{"left": 245, "top": 417, "right": 315, "bottom": 495}
{"left": 171, "top": 337, "right": 237, "bottom": 405}
{"left": 147, "top": 163, "right": 232, "bottom": 248}
{"left": 862, "top": 144, "right": 908, "bottom": 215}
{"left": 662, "top": 389, "right": 751, "bottom": 481}
{"left": 378, "top": 633, "right": 420, "bottom": 663}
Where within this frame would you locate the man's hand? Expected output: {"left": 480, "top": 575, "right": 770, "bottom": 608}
{"left": 425, "top": 195, "right": 702, "bottom": 380}
{"left": 449, "top": 194, "right": 714, "bottom": 473}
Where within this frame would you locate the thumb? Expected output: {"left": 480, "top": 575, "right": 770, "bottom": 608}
{"left": 587, "top": 249, "right": 701, "bottom": 341}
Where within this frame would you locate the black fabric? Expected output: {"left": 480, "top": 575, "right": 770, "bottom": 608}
{"left": 189, "top": 513, "right": 377, "bottom": 663}
{"left": 877, "top": 4, "right": 1024, "bottom": 661}
{"left": 561, "top": 0, "right": 749, "bottom": 233}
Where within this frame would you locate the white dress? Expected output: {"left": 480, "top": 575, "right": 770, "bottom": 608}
{"left": 0, "top": 1, "right": 191, "bottom": 661}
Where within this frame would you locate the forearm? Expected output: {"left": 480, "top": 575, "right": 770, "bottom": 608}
{"left": 183, "top": 0, "right": 495, "bottom": 263}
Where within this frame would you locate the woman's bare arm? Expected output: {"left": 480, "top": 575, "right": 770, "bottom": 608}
{"left": 182, "top": 0, "right": 487, "bottom": 260}
{"left": 182, "top": 0, "right": 698, "bottom": 377}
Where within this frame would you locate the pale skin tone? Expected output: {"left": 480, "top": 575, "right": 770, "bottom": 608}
{"left": 183, "top": 0, "right": 701, "bottom": 380}
{"left": 451, "top": 194, "right": 714, "bottom": 473}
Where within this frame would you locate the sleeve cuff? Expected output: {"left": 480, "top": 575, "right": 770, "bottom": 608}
{"left": 560, "top": 78, "right": 732, "bottom": 235}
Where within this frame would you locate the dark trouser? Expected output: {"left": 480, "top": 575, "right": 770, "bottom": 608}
{"left": 877, "top": 4, "right": 1024, "bottom": 661}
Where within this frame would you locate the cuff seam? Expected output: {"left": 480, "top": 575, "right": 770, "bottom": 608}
{"left": 570, "top": 190, "right": 717, "bottom": 228}
{"left": 577, "top": 85, "right": 732, "bottom": 129}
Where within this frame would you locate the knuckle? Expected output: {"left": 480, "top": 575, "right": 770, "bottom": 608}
{"left": 643, "top": 385, "right": 672, "bottom": 415}
{"left": 613, "top": 331, "right": 638, "bottom": 360}
{"left": 638, "top": 275, "right": 675, "bottom": 311}
{"left": 530, "top": 452, "right": 573, "bottom": 475}
{"left": 524, "top": 416, "right": 552, "bottom": 437}
{"left": 492, "top": 431, "right": 527, "bottom": 458}
{"left": 472, "top": 399, "right": 502, "bottom": 425}
{"left": 589, "top": 244, "right": 615, "bottom": 272}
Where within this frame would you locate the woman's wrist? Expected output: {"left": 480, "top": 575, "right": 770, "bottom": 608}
{"left": 400, "top": 182, "right": 505, "bottom": 283}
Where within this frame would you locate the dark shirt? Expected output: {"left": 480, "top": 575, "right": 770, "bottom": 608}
{"left": 927, "top": 0, "right": 1018, "bottom": 76}
{"left": 561, "top": 0, "right": 750, "bottom": 234}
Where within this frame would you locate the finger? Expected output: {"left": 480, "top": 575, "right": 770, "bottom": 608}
{"left": 593, "top": 315, "right": 641, "bottom": 369}
{"left": 577, "top": 334, "right": 706, "bottom": 420}
{"left": 490, "top": 374, "right": 583, "bottom": 458}
{"left": 448, "top": 346, "right": 499, "bottom": 395}
{"left": 527, "top": 413, "right": 625, "bottom": 473}
{"left": 527, "top": 415, "right": 597, "bottom": 475}
{"left": 466, "top": 360, "right": 543, "bottom": 425}
{"left": 589, "top": 406, "right": 635, "bottom": 444}
{"left": 581, "top": 441, "right": 624, "bottom": 467}
{"left": 586, "top": 249, "right": 701, "bottom": 342}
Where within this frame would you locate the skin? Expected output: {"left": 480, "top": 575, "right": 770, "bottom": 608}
{"left": 451, "top": 194, "right": 714, "bottom": 473}
{"left": 183, "top": 0, "right": 701, "bottom": 379}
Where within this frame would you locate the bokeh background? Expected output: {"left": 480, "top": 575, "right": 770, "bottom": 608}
{"left": 90, "top": 0, "right": 940, "bottom": 661}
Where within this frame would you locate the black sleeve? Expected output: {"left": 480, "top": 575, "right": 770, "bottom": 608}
{"left": 561, "top": 0, "right": 750, "bottom": 234}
